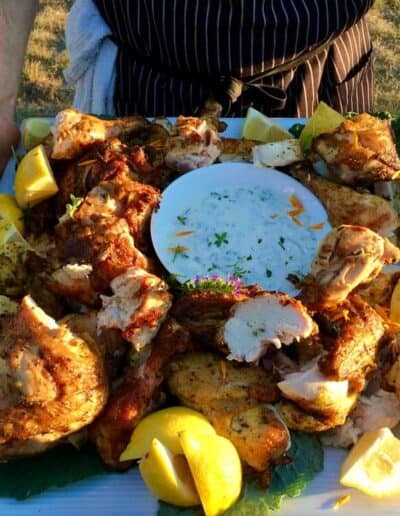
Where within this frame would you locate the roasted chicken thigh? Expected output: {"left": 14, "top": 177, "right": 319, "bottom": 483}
{"left": 0, "top": 296, "right": 108, "bottom": 459}
{"left": 312, "top": 113, "right": 400, "bottom": 185}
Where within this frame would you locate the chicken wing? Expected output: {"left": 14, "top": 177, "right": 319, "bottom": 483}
{"left": 312, "top": 113, "right": 400, "bottom": 185}
{"left": 90, "top": 317, "right": 191, "bottom": 468}
{"left": 288, "top": 163, "right": 400, "bottom": 237}
{"left": 166, "top": 352, "right": 289, "bottom": 473}
{"left": 0, "top": 296, "right": 108, "bottom": 459}
{"left": 51, "top": 108, "right": 149, "bottom": 160}
{"left": 301, "top": 225, "right": 400, "bottom": 310}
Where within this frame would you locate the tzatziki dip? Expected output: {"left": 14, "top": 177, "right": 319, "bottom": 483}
{"left": 151, "top": 163, "right": 330, "bottom": 295}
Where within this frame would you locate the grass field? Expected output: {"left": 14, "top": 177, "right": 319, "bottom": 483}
{"left": 16, "top": 0, "right": 400, "bottom": 121}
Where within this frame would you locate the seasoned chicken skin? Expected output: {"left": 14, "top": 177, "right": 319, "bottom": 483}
{"left": 165, "top": 116, "right": 221, "bottom": 172}
{"left": 301, "top": 225, "right": 400, "bottom": 310}
{"left": 312, "top": 113, "right": 400, "bottom": 185}
{"left": 0, "top": 296, "right": 108, "bottom": 459}
{"left": 220, "top": 292, "right": 316, "bottom": 362}
{"left": 98, "top": 268, "right": 172, "bottom": 351}
{"left": 90, "top": 318, "right": 190, "bottom": 468}
{"left": 167, "top": 352, "right": 289, "bottom": 473}
{"left": 288, "top": 163, "right": 400, "bottom": 237}
{"left": 52, "top": 108, "right": 149, "bottom": 160}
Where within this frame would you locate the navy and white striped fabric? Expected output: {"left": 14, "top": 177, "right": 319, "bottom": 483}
{"left": 94, "top": 0, "right": 374, "bottom": 117}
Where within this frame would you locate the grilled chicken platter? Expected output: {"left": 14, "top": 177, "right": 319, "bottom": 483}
{"left": 2, "top": 106, "right": 400, "bottom": 501}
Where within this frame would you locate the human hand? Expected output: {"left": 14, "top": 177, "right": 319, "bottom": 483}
{"left": 0, "top": 116, "right": 20, "bottom": 178}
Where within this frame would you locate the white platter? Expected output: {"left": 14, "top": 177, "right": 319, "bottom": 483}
{"left": 151, "top": 162, "right": 330, "bottom": 295}
{"left": 1, "top": 117, "right": 400, "bottom": 515}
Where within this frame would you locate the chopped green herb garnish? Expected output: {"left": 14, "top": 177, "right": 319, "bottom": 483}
{"left": 266, "top": 269, "right": 272, "bottom": 278}
{"left": 176, "top": 215, "right": 187, "bottom": 225}
{"left": 278, "top": 236, "right": 286, "bottom": 250}
{"left": 65, "top": 194, "right": 84, "bottom": 218}
{"left": 213, "top": 232, "right": 229, "bottom": 247}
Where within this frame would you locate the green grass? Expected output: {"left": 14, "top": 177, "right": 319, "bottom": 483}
{"left": 16, "top": 0, "right": 400, "bottom": 120}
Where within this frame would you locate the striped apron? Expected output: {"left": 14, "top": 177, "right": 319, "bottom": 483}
{"left": 93, "top": 0, "right": 375, "bottom": 117}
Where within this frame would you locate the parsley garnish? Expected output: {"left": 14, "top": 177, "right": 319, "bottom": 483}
{"left": 176, "top": 215, "right": 187, "bottom": 225}
{"left": 213, "top": 232, "right": 229, "bottom": 247}
{"left": 266, "top": 269, "right": 272, "bottom": 278}
{"left": 65, "top": 194, "right": 84, "bottom": 218}
{"left": 278, "top": 236, "right": 286, "bottom": 250}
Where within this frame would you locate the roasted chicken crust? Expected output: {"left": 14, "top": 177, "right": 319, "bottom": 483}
{"left": 0, "top": 296, "right": 108, "bottom": 459}
{"left": 171, "top": 285, "right": 262, "bottom": 348}
{"left": 52, "top": 108, "right": 150, "bottom": 160}
{"left": 166, "top": 352, "right": 289, "bottom": 472}
{"left": 288, "top": 163, "right": 400, "bottom": 237}
{"left": 312, "top": 113, "right": 400, "bottom": 185}
{"left": 301, "top": 225, "right": 400, "bottom": 310}
{"left": 90, "top": 318, "right": 191, "bottom": 468}
{"left": 318, "top": 295, "right": 386, "bottom": 392}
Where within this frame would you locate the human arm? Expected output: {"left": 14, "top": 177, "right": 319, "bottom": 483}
{"left": 0, "top": 0, "right": 39, "bottom": 174}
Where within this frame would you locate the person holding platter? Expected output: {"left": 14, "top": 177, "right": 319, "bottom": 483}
{"left": 0, "top": 0, "right": 375, "bottom": 172}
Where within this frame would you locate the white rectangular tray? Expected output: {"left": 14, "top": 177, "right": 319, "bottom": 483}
{"left": 1, "top": 117, "right": 399, "bottom": 515}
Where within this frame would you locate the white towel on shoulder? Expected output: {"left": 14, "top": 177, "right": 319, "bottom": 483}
{"left": 63, "top": 0, "right": 117, "bottom": 115}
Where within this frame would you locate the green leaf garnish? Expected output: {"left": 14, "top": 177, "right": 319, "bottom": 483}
{"left": 0, "top": 444, "right": 109, "bottom": 500}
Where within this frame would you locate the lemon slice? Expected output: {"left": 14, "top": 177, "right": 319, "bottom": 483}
{"left": 120, "top": 406, "right": 215, "bottom": 461}
{"left": 14, "top": 144, "right": 58, "bottom": 208}
{"left": 139, "top": 438, "right": 200, "bottom": 507}
{"left": 22, "top": 118, "right": 52, "bottom": 150}
{"left": 242, "top": 107, "right": 292, "bottom": 142}
{"left": 179, "top": 431, "right": 242, "bottom": 516}
{"left": 0, "top": 193, "right": 24, "bottom": 233}
{"left": 390, "top": 279, "right": 400, "bottom": 323}
{"left": 340, "top": 427, "right": 400, "bottom": 498}
{"left": 299, "top": 101, "right": 345, "bottom": 151}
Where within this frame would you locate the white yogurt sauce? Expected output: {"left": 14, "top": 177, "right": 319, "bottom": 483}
{"left": 167, "top": 186, "right": 327, "bottom": 294}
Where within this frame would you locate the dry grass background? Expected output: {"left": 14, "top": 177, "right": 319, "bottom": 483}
{"left": 16, "top": 0, "right": 400, "bottom": 121}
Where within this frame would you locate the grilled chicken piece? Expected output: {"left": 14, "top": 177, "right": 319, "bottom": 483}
{"left": 312, "top": 113, "right": 400, "bottom": 185}
{"left": 385, "top": 356, "right": 400, "bottom": 401}
{"left": 0, "top": 296, "right": 108, "bottom": 459}
{"left": 51, "top": 108, "right": 149, "bottom": 160}
{"left": 46, "top": 264, "right": 99, "bottom": 307}
{"left": 301, "top": 225, "right": 400, "bottom": 310}
{"left": 355, "top": 270, "right": 400, "bottom": 308}
{"left": 219, "top": 292, "right": 316, "bottom": 362}
{"left": 98, "top": 268, "right": 172, "bottom": 352}
{"left": 278, "top": 295, "right": 385, "bottom": 432}
{"left": 167, "top": 352, "right": 289, "bottom": 473}
{"left": 58, "top": 170, "right": 160, "bottom": 254}
{"left": 171, "top": 284, "right": 262, "bottom": 347}
{"left": 90, "top": 317, "right": 190, "bottom": 468}
{"left": 318, "top": 295, "right": 386, "bottom": 391}
{"left": 288, "top": 163, "right": 400, "bottom": 237}
{"left": 278, "top": 397, "right": 357, "bottom": 433}
{"left": 165, "top": 116, "right": 221, "bottom": 172}
{"left": 61, "top": 312, "right": 128, "bottom": 380}
{"left": 219, "top": 138, "right": 258, "bottom": 162}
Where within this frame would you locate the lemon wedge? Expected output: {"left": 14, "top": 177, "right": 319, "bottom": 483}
{"left": 179, "top": 431, "right": 242, "bottom": 516}
{"left": 14, "top": 144, "right": 58, "bottom": 208}
{"left": 0, "top": 193, "right": 24, "bottom": 233}
{"left": 340, "top": 427, "right": 400, "bottom": 498}
{"left": 299, "top": 101, "right": 344, "bottom": 151}
{"left": 120, "top": 406, "right": 215, "bottom": 461}
{"left": 242, "top": 107, "right": 292, "bottom": 142}
{"left": 139, "top": 438, "right": 200, "bottom": 507}
{"left": 22, "top": 118, "right": 52, "bottom": 150}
